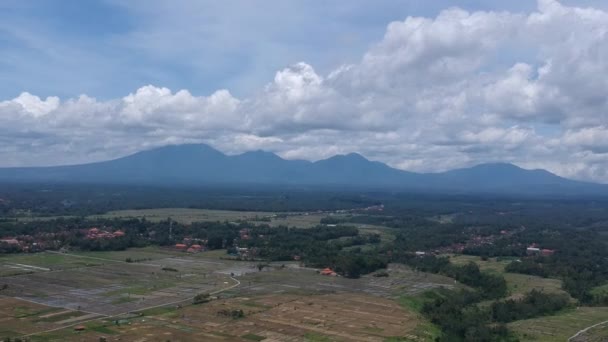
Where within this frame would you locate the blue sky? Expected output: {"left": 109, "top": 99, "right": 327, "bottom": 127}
{"left": 2, "top": 1, "right": 608, "bottom": 183}
{"left": 0, "top": 0, "right": 551, "bottom": 99}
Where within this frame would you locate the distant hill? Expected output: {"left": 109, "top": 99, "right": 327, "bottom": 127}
{"left": 0, "top": 144, "right": 604, "bottom": 196}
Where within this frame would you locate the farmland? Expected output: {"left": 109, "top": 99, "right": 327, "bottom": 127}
{"left": 2, "top": 197, "right": 608, "bottom": 341}
{"left": 29, "top": 293, "right": 429, "bottom": 342}
{"left": 92, "top": 208, "right": 278, "bottom": 225}
{"left": 509, "top": 307, "right": 608, "bottom": 341}
{"left": 92, "top": 207, "right": 391, "bottom": 231}
{"left": 0, "top": 247, "right": 452, "bottom": 341}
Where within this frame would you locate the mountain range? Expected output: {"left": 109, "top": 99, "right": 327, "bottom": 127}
{"left": 0, "top": 144, "right": 604, "bottom": 196}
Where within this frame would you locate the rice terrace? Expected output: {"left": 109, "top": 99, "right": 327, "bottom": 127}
{"left": 0, "top": 244, "right": 451, "bottom": 341}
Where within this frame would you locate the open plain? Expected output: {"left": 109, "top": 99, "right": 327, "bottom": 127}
{"left": 0, "top": 247, "right": 457, "bottom": 341}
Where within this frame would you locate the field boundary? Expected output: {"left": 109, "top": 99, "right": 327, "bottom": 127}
{"left": 18, "top": 275, "right": 241, "bottom": 339}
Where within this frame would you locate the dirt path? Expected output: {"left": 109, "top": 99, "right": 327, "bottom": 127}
{"left": 568, "top": 320, "right": 608, "bottom": 341}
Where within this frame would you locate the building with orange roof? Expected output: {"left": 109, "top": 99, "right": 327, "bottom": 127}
{"left": 320, "top": 268, "right": 337, "bottom": 276}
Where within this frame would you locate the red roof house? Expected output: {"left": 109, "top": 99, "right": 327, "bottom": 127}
{"left": 320, "top": 268, "right": 337, "bottom": 276}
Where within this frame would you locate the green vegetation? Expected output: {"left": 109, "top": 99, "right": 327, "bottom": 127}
{"left": 193, "top": 293, "right": 210, "bottom": 304}
{"left": 490, "top": 290, "right": 571, "bottom": 323}
{"left": 242, "top": 333, "right": 266, "bottom": 341}
{"left": 591, "top": 283, "right": 608, "bottom": 305}
{"left": 399, "top": 291, "right": 445, "bottom": 313}
{"left": 509, "top": 307, "right": 608, "bottom": 341}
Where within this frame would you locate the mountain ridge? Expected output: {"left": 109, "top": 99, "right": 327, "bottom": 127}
{"left": 0, "top": 144, "right": 603, "bottom": 196}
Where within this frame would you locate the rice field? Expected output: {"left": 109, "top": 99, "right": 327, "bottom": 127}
{"left": 509, "top": 307, "right": 608, "bottom": 341}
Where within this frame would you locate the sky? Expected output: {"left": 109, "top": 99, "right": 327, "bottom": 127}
{"left": 2, "top": 0, "right": 608, "bottom": 183}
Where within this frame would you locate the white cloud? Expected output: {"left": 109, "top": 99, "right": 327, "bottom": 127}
{"left": 1, "top": 92, "right": 60, "bottom": 117}
{"left": 2, "top": 0, "right": 608, "bottom": 183}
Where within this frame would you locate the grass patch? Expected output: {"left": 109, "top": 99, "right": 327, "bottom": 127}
{"left": 509, "top": 306, "right": 608, "bottom": 342}
{"left": 398, "top": 290, "right": 444, "bottom": 313}
{"left": 242, "top": 333, "right": 266, "bottom": 341}
{"left": 71, "top": 246, "right": 179, "bottom": 262}
{"left": 304, "top": 332, "right": 333, "bottom": 341}
{"left": 12, "top": 306, "right": 56, "bottom": 318}
{"left": 137, "top": 306, "right": 178, "bottom": 316}
{"left": 447, "top": 254, "right": 508, "bottom": 274}
{"left": 86, "top": 322, "right": 118, "bottom": 335}
{"left": 0, "top": 252, "right": 101, "bottom": 274}
{"left": 504, "top": 273, "right": 566, "bottom": 298}
{"left": 410, "top": 321, "right": 442, "bottom": 342}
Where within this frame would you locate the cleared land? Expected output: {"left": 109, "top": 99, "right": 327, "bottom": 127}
{"left": 0, "top": 247, "right": 452, "bottom": 341}
{"left": 0, "top": 250, "right": 239, "bottom": 317}
{"left": 509, "top": 307, "right": 608, "bottom": 342}
{"left": 29, "top": 293, "right": 428, "bottom": 342}
{"left": 0, "top": 297, "right": 89, "bottom": 338}
{"left": 92, "top": 208, "right": 277, "bottom": 225}
{"left": 0, "top": 252, "right": 103, "bottom": 277}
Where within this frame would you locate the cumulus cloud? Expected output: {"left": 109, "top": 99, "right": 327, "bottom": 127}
{"left": 2, "top": 0, "right": 608, "bottom": 183}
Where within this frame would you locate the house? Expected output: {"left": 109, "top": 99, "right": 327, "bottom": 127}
{"left": 187, "top": 244, "right": 203, "bottom": 253}
{"left": 87, "top": 227, "right": 116, "bottom": 239}
{"left": 320, "top": 268, "right": 337, "bottom": 276}
{"left": 526, "top": 247, "right": 541, "bottom": 255}
{"left": 113, "top": 230, "right": 125, "bottom": 237}
{"left": 0, "top": 238, "right": 19, "bottom": 245}
{"left": 175, "top": 243, "right": 187, "bottom": 250}
{"left": 415, "top": 251, "right": 426, "bottom": 257}
{"left": 541, "top": 249, "right": 555, "bottom": 256}
{"left": 235, "top": 247, "right": 252, "bottom": 259}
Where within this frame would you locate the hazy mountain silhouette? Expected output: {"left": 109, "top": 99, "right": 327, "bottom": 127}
{"left": 0, "top": 144, "right": 603, "bottom": 195}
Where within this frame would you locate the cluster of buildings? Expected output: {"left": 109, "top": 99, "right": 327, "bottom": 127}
{"left": 0, "top": 236, "right": 49, "bottom": 252}
{"left": 174, "top": 237, "right": 208, "bottom": 253}
{"left": 174, "top": 243, "right": 205, "bottom": 253}
{"left": 86, "top": 227, "right": 125, "bottom": 239}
